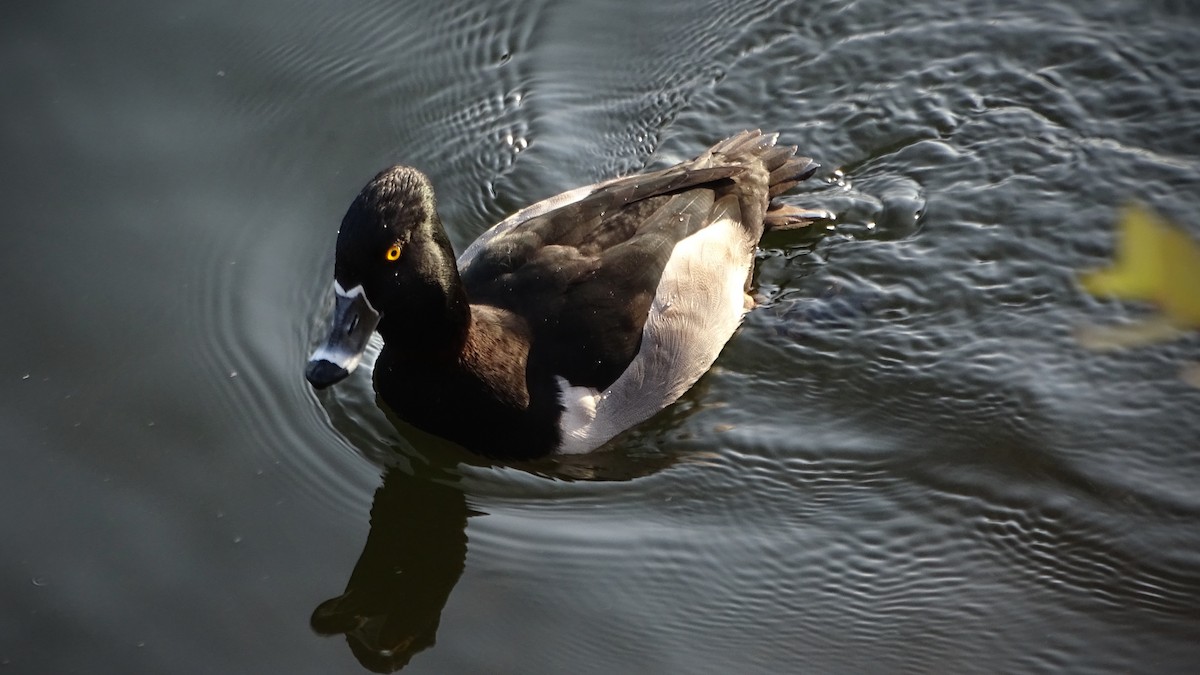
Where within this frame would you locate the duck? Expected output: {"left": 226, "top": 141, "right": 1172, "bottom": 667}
{"left": 305, "top": 130, "right": 819, "bottom": 459}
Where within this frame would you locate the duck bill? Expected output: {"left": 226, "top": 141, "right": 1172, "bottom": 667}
{"left": 305, "top": 282, "right": 381, "bottom": 389}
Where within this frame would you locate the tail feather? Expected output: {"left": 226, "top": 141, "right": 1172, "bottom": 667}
{"left": 707, "top": 129, "right": 818, "bottom": 197}
{"left": 709, "top": 129, "right": 778, "bottom": 158}
{"left": 702, "top": 129, "right": 820, "bottom": 233}
{"left": 759, "top": 145, "right": 797, "bottom": 173}
{"left": 765, "top": 204, "right": 830, "bottom": 231}
{"left": 768, "top": 155, "right": 818, "bottom": 198}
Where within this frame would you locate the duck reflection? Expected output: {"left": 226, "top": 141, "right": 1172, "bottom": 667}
{"left": 310, "top": 428, "right": 697, "bottom": 672}
{"left": 310, "top": 467, "right": 472, "bottom": 672}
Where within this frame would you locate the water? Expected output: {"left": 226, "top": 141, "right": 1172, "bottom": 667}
{"left": 3, "top": 0, "right": 1199, "bottom": 672}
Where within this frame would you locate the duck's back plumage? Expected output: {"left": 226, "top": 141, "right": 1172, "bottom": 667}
{"left": 460, "top": 131, "right": 814, "bottom": 385}
{"left": 457, "top": 130, "right": 817, "bottom": 453}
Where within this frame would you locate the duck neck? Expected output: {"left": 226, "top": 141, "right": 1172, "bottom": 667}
{"left": 376, "top": 220, "right": 471, "bottom": 360}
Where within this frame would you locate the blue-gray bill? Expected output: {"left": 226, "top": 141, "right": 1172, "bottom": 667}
{"left": 305, "top": 282, "right": 381, "bottom": 389}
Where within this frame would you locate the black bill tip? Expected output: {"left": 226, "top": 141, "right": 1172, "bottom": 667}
{"left": 305, "top": 359, "right": 350, "bottom": 389}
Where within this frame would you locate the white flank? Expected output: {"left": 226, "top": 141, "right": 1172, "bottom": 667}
{"left": 555, "top": 198, "right": 753, "bottom": 454}
{"left": 556, "top": 377, "right": 603, "bottom": 451}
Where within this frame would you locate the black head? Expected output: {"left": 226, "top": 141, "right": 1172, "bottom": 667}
{"left": 334, "top": 167, "right": 439, "bottom": 293}
{"left": 306, "top": 166, "right": 468, "bottom": 389}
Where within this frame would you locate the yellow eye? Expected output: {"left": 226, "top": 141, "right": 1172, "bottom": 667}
{"left": 385, "top": 244, "right": 402, "bottom": 261}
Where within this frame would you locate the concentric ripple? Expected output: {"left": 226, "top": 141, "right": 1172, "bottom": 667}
{"left": 193, "top": 0, "right": 1200, "bottom": 672}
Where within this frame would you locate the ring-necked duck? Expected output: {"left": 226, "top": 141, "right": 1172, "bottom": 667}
{"left": 306, "top": 130, "right": 818, "bottom": 459}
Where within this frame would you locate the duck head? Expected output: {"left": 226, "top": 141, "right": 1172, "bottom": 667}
{"left": 306, "top": 166, "right": 468, "bottom": 389}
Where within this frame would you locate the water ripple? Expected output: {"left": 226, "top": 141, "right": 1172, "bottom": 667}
{"left": 191, "top": 0, "right": 1200, "bottom": 670}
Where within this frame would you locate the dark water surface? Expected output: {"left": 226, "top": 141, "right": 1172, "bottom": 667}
{"left": 4, "top": 0, "right": 1200, "bottom": 672}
